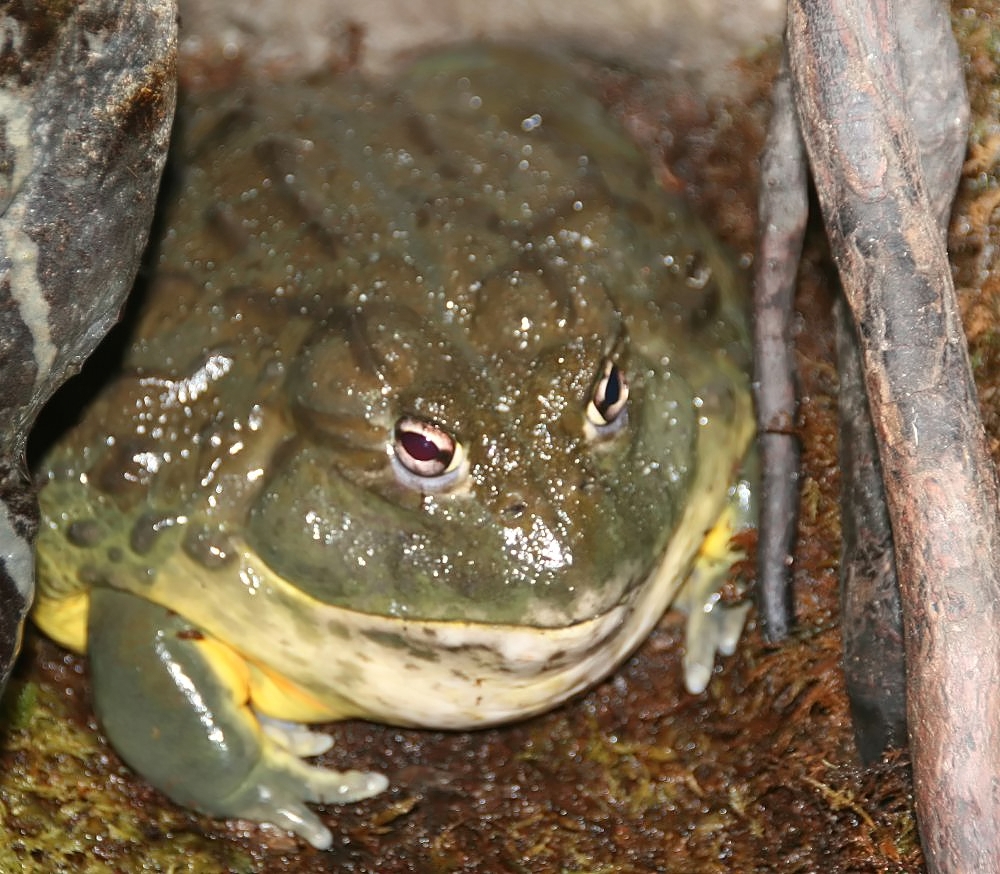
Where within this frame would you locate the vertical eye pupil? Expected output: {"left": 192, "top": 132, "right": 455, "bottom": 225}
{"left": 586, "top": 358, "right": 629, "bottom": 434}
{"left": 598, "top": 366, "right": 622, "bottom": 416}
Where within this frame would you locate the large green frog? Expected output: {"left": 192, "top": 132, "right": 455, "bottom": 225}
{"left": 33, "top": 45, "right": 754, "bottom": 848}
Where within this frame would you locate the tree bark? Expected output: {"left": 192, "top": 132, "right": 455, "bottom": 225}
{"left": 835, "top": 295, "right": 906, "bottom": 763}
{"left": 787, "top": 0, "right": 1000, "bottom": 870}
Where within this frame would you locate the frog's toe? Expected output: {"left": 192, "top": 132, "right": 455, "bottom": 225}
{"left": 682, "top": 599, "right": 751, "bottom": 694}
{"left": 266, "top": 743, "right": 390, "bottom": 806}
{"left": 675, "top": 500, "right": 751, "bottom": 694}
{"left": 683, "top": 660, "right": 713, "bottom": 697}
{"left": 259, "top": 715, "right": 336, "bottom": 757}
{"left": 714, "top": 601, "right": 751, "bottom": 657}
{"left": 257, "top": 799, "right": 334, "bottom": 850}
{"left": 681, "top": 607, "right": 716, "bottom": 695}
{"left": 234, "top": 747, "right": 388, "bottom": 849}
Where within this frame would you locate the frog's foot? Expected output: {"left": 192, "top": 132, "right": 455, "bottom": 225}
{"left": 673, "top": 504, "right": 751, "bottom": 695}
{"left": 679, "top": 588, "right": 751, "bottom": 695}
{"left": 223, "top": 743, "right": 388, "bottom": 849}
{"left": 87, "top": 589, "right": 387, "bottom": 849}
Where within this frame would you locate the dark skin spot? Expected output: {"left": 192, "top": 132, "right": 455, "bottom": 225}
{"left": 66, "top": 519, "right": 103, "bottom": 548}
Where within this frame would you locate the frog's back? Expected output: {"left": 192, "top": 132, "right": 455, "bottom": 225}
{"left": 141, "top": 45, "right": 748, "bottom": 370}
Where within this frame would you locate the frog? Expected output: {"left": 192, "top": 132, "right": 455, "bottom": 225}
{"left": 32, "top": 44, "right": 755, "bottom": 849}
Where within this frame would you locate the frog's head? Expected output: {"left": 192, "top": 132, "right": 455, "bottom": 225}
{"left": 245, "top": 270, "right": 700, "bottom": 628}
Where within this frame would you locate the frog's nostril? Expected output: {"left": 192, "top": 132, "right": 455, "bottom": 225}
{"left": 501, "top": 499, "right": 528, "bottom": 520}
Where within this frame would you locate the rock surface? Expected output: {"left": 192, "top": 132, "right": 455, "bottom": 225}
{"left": 0, "top": 0, "right": 177, "bottom": 689}
{"left": 177, "top": 0, "right": 784, "bottom": 91}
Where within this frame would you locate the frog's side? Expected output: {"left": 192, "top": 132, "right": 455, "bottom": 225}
{"left": 33, "top": 45, "right": 754, "bottom": 848}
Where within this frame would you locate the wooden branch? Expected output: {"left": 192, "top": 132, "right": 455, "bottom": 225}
{"left": 753, "top": 49, "right": 807, "bottom": 641}
{"left": 787, "top": 0, "right": 1000, "bottom": 869}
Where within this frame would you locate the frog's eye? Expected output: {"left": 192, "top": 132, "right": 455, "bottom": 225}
{"left": 391, "top": 417, "right": 467, "bottom": 489}
{"left": 585, "top": 359, "right": 629, "bottom": 438}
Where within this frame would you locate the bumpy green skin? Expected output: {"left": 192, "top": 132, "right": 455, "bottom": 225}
{"left": 34, "top": 46, "right": 754, "bottom": 847}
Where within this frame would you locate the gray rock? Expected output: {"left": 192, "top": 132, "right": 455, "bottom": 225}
{"left": 177, "top": 0, "right": 783, "bottom": 94}
{"left": 0, "top": 0, "right": 177, "bottom": 690}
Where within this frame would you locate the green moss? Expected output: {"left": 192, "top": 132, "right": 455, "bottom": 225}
{"left": 0, "top": 670, "right": 258, "bottom": 873}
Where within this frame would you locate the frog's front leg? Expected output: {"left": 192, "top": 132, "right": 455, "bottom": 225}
{"left": 675, "top": 489, "right": 753, "bottom": 695}
{"left": 87, "top": 589, "right": 387, "bottom": 849}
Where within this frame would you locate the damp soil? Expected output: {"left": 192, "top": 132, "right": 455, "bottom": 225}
{"left": 4, "top": 4, "right": 1000, "bottom": 871}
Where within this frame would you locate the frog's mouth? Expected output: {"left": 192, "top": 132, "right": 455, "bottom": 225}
{"left": 227, "top": 541, "right": 677, "bottom": 730}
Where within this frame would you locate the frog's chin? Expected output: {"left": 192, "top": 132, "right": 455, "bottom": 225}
{"left": 364, "top": 597, "right": 649, "bottom": 729}
{"left": 246, "top": 563, "right": 672, "bottom": 731}
{"left": 252, "top": 539, "right": 696, "bottom": 730}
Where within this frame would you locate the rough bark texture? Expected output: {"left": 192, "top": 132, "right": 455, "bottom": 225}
{"left": 835, "top": 295, "right": 906, "bottom": 763}
{"left": 753, "top": 50, "right": 807, "bottom": 641}
{"left": 0, "top": 0, "right": 177, "bottom": 690}
{"left": 788, "top": 0, "right": 1000, "bottom": 870}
